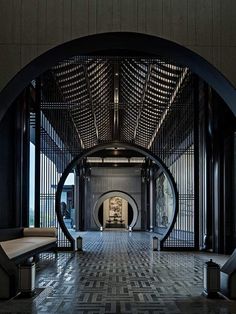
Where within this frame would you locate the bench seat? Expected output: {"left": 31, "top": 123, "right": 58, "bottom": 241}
{"left": 0, "top": 227, "right": 57, "bottom": 262}
{"left": 0, "top": 227, "right": 57, "bottom": 299}
{"left": 0, "top": 237, "right": 57, "bottom": 260}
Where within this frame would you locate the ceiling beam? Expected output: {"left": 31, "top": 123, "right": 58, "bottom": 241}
{"left": 113, "top": 63, "right": 120, "bottom": 140}
{"left": 133, "top": 63, "right": 153, "bottom": 141}
{"left": 42, "top": 72, "right": 85, "bottom": 150}
{"left": 41, "top": 101, "right": 78, "bottom": 109}
{"left": 147, "top": 67, "right": 189, "bottom": 149}
{"left": 82, "top": 65, "right": 99, "bottom": 141}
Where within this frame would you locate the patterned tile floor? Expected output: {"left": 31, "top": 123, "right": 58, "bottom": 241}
{"left": 1, "top": 231, "right": 236, "bottom": 314}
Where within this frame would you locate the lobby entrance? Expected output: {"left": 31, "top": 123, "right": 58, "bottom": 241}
{"left": 0, "top": 33, "right": 235, "bottom": 254}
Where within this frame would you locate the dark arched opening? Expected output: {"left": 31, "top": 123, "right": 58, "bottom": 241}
{"left": 0, "top": 33, "right": 235, "bottom": 253}
{"left": 93, "top": 190, "right": 139, "bottom": 230}
{"left": 56, "top": 142, "right": 178, "bottom": 250}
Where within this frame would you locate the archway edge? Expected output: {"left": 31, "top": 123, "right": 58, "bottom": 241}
{"left": 0, "top": 32, "right": 236, "bottom": 120}
{"left": 93, "top": 190, "right": 139, "bottom": 229}
{"left": 55, "top": 141, "right": 179, "bottom": 243}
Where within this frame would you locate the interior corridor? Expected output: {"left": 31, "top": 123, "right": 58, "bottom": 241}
{"left": 0, "top": 231, "right": 234, "bottom": 314}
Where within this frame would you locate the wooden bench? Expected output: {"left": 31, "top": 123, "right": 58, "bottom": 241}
{"left": 0, "top": 227, "right": 57, "bottom": 299}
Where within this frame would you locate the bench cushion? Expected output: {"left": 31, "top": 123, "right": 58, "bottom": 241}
{"left": 0, "top": 237, "right": 57, "bottom": 259}
{"left": 23, "top": 227, "right": 57, "bottom": 237}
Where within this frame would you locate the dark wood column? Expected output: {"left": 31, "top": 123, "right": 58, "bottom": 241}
{"left": 74, "top": 166, "right": 80, "bottom": 231}
{"left": 78, "top": 161, "right": 87, "bottom": 231}
{"left": 0, "top": 87, "right": 31, "bottom": 228}
{"left": 211, "top": 90, "right": 235, "bottom": 254}
{"left": 34, "top": 78, "right": 41, "bottom": 227}
{"left": 198, "top": 86, "right": 206, "bottom": 249}
{"left": 198, "top": 80, "right": 236, "bottom": 254}
{"left": 141, "top": 167, "right": 148, "bottom": 231}
{"left": 17, "top": 88, "right": 30, "bottom": 227}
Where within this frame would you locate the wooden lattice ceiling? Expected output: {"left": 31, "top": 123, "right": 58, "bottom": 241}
{"left": 40, "top": 56, "right": 188, "bottom": 153}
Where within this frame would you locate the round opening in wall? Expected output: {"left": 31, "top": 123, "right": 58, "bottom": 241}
{"left": 94, "top": 190, "right": 139, "bottom": 231}
{"left": 0, "top": 32, "right": 235, "bottom": 251}
{"left": 57, "top": 142, "right": 178, "bottom": 244}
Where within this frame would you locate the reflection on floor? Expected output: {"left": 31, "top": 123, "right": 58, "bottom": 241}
{"left": 0, "top": 231, "right": 235, "bottom": 313}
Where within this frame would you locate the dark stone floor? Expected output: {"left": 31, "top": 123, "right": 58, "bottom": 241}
{"left": 0, "top": 231, "right": 236, "bottom": 313}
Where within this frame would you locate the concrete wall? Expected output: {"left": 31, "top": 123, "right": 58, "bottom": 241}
{"left": 87, "top": 167, "right": 142, "bottom": 230}
{"left": 0, "top": 0, "right": 236, "bottom": 91}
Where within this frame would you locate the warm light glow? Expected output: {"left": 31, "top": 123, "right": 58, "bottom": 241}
{"left": 87, "top": 157, "right": 145, "bottom": 163}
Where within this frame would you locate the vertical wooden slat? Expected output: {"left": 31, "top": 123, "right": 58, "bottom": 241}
{"left": 35, "top": 77, "right": 41, "bottom": 227}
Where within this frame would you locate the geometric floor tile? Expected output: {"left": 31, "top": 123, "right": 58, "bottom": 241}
{"left": 0, "top": 231, "right": 235, "bottom": 313}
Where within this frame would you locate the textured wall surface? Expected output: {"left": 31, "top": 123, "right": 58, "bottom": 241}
{"left": 0, "top": 0, "right": 235, "bottom": 91}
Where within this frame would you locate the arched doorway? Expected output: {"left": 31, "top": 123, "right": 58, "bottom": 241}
{"left": 0, "top": 33, "right": 235, "bottom": 253}
{"left": 93, "top": 191, "right": 139, "bottom": 230}
{"left": 56, "top": 142, "right": 178, "bottom": 250}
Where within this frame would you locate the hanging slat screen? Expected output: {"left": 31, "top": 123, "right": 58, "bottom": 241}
{"left": 151, "top": 74, "right": 195, "bottom": 248}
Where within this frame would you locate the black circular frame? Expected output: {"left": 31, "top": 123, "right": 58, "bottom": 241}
{"left": 55, "top": 142, "right": 179, "bottom": 250}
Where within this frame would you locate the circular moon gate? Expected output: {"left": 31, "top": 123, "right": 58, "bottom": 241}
{"left": 93, "top": 191, "right": 139, "bottom": 230}
{"left": 1, "top": 32, "right": 232, "bottom": 250}
{"left": 55, "top": 142, "right": 179, "bottom": 249}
